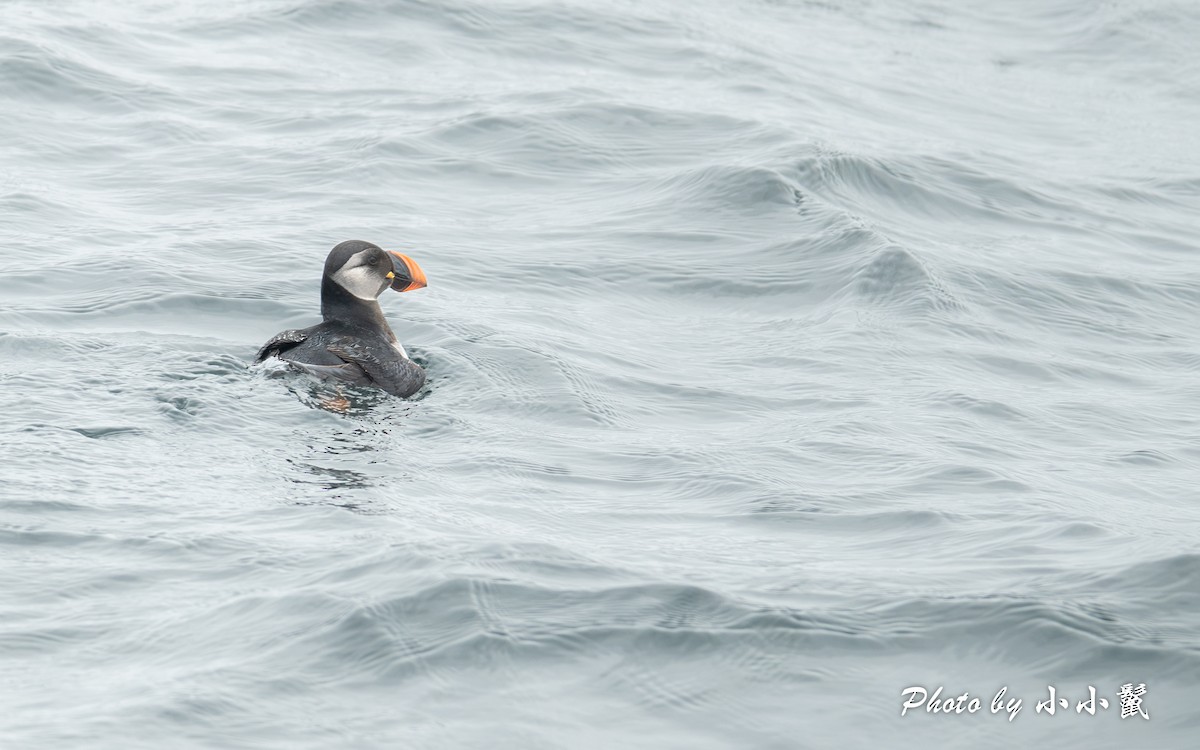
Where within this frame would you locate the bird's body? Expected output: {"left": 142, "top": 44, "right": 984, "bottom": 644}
{"left": 256, "top": 240, "right": 428, "bottom": 398}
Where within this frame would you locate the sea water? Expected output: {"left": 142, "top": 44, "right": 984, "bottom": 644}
{"left": 1, "top": 1, "right": 1198, "bottom": 747}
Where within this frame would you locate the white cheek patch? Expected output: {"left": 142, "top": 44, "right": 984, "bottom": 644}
{"left": 332, "top": 251, "right": 386, "bottom": 300}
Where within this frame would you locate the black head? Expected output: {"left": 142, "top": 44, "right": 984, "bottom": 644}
{"left": 323, "top": 240, "right": 427, "bottom": 300}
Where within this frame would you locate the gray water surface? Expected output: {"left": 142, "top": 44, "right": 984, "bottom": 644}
{"left": 2, "top": 1, "right": 1199, "bottom": 748}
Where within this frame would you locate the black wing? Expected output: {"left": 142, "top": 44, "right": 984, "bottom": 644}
{"left": 282, "top": 359, "right": 372, "bottom": 386}
{"left": 254, "top": 328, "right": 312, "bottom": 362}
{"left": 327, "top": 337, "right": 426, "bottom": 398}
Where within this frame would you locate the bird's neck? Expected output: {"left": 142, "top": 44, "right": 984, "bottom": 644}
{"left": 321, "top": 276, "right": 395, "bottom": 336}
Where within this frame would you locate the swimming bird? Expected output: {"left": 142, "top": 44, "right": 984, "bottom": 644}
{"left": 255, "top": 240, "right": 428, "bottom": 398}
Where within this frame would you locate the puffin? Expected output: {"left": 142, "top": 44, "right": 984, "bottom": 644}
{"left": 255, "top": 240, "right": 428, "bottom": 398}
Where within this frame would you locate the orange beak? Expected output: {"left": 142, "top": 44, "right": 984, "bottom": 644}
{"left": 387, "top": 251, "right": 428, "bottom": 293}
